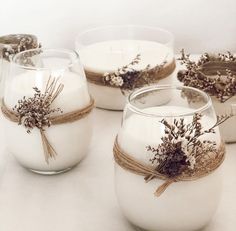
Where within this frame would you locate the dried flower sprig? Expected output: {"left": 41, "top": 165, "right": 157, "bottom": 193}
{"left": 177, "top": 50, "right": 236, "bottom": 102}
{"left": 103, "top": 54, "right": 167, "bottom": 93}
{"left": 13, "top": 77, "right": 64, "bottom": 133}
{"left": 146, "top": 113, "right": 232, "bottom": 178}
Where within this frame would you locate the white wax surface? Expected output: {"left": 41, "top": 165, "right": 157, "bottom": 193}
{"left": 79, "top": 40, "right": 174, "bottom": 73}
{"left": 3, "top": 71, "right": 92, "bottom": 172}
{"left": 115, "top": 106, "right": 222, "bottom": 231}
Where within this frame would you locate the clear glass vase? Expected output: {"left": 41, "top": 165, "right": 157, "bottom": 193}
{"left": 114, "top": 85, "right": 224, "bottom": 231}
{"left": 2, "top": 48, "right": 93, "bottom": 174}
{"left": 76, "top": 25, "right": 175, "bottom": 110}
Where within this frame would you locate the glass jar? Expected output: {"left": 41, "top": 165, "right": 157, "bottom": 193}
{"left": 2, "top": 48, "right": 93, "bottom": 174}
{"left": 75, "top": 25, "right": 175, "bottom": 110}
{"left": 114, "top": 85, "right": 224, "bottom": 231}
{"left": 0, "top": 34, "right": 39, "bottom": 99}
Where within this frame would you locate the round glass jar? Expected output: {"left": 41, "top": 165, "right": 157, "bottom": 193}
{"left": 2, "top": 48, "right": 93, "bottom": 174}
{"left": 75, "top": 25, "right": 175, "bottom": 110}
{"left": 114, "top": 85, "right": 224, "bottom": 231}
{"left": 0, "top": 34, "right": 39, "bottom": 99}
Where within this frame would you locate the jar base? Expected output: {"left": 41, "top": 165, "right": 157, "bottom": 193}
{"left": 28, "top": 166, "right": 74, "bottom": 175}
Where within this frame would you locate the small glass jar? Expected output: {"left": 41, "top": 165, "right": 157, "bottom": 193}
{"left": 75, "top": 25, "right": 175, "bottom": 110}
{"left": 0, "top": 34, "right": 39, "bottom": 99}
{"left": 2, "top": 48, "right": 93, "bottom": 174}
{"left": 114, "top": 85, "right": 224, "bottom": 231}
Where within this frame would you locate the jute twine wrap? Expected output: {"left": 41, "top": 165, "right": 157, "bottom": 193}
{"left": 85, "top": 59, "right": 176, "bottom": 87}
{"left": 1, "top": 98, "right": 94, "bottom": 163}
{"left": 113, "top": 138, "right": 225, "bottom": 197}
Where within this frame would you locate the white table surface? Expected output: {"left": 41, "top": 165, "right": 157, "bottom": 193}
{"left": 0, "top": 59, "right": 235, "bottom": 231}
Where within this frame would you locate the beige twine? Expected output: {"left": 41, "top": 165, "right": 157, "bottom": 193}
{"left": 1, "top": 98, "right": 94, "bottom": 163}
{"left": 113, "top": 138, "right": 225, "bottom": 197}
{"left": 85, "top": 59, "right": 176, "bottom": 87}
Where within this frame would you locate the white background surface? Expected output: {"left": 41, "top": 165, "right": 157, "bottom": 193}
{"left": 0, "top": 0, "right": 236, "bottom": 53}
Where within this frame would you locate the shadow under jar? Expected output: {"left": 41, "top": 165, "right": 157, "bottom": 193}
{"left": 114, "top": 85, "right": 224, "bottom": 231}
{"left": 75, "top": 25, "right": 176, "bottom": 110}
{"left": 1, "top": 48, "right": 93, "bottom": 174}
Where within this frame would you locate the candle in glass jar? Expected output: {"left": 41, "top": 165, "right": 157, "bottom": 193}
{"left": 115, "top": 106, "right": 222, "bottom": 231}
{"left": 3, "top": 71, "right": 92, "bottom": 172}
{"left": 79, "top": 40, "right": 175, "bottom": 110}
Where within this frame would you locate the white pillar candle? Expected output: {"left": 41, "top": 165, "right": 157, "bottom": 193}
{"left": 115, "top": 106, "right": 222, "bottom": 231}
{"left": 3, "top": 71, "right": 92, "bottom": 173}
{"left": 79, "top": 40, "right": 175, "bottom": 110}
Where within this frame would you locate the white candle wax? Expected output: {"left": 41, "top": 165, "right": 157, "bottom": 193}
{"left": 115, "top": 106, "right": 222, "bottom": 231}
{"left": 211, "top": 96, "right": 236, "bottom": 143}
{"left": 79, "top": 40, "right": 175, "bottom": 110}
{"left": 3, "top": 71, "right": 92, "bottom": 172}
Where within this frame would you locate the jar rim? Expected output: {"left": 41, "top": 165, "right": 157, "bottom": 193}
{"left": 12, "top": 48, "right": 79, "bottom": 71}
{"left": 75, "top": 24, "right": 174, "bottom": 46}
{"left": 127, "top": 85, "right": 212, "bottom": 118}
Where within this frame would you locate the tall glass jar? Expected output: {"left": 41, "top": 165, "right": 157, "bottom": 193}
{"left": 114, "top": 85, "right": 224, "bottom": 231}
{"left": 1, "top": 48, "right": 93, "bottom": 174}
{"left": 0, "top": 34, "right": 39, "bottom": 99}
{"left": 76, "top": 25, "right": 175, "bottom": 110}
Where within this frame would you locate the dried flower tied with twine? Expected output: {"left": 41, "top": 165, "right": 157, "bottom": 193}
{"left": 146, "top": 113, "right": 231, "bottom": 181}
{"left": 1, "top": 77, "right": 94, "bottom": 164}
{"left": 103, "top": 54, "right": 168, "bottom": 94}
{"left": 85, "top": 54, "right": 176, "bottom": 94}
{"left": 13, "top": 78, "right": 63, "bottom": 134}
{"left": 114, "top": 113, "right": 230, "bottom": 197}
{"left": 177, "top": 50, "right": 236, "bottom": 103}
{"left": 0, "top": 34, "right": 40, "bottom": 62}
